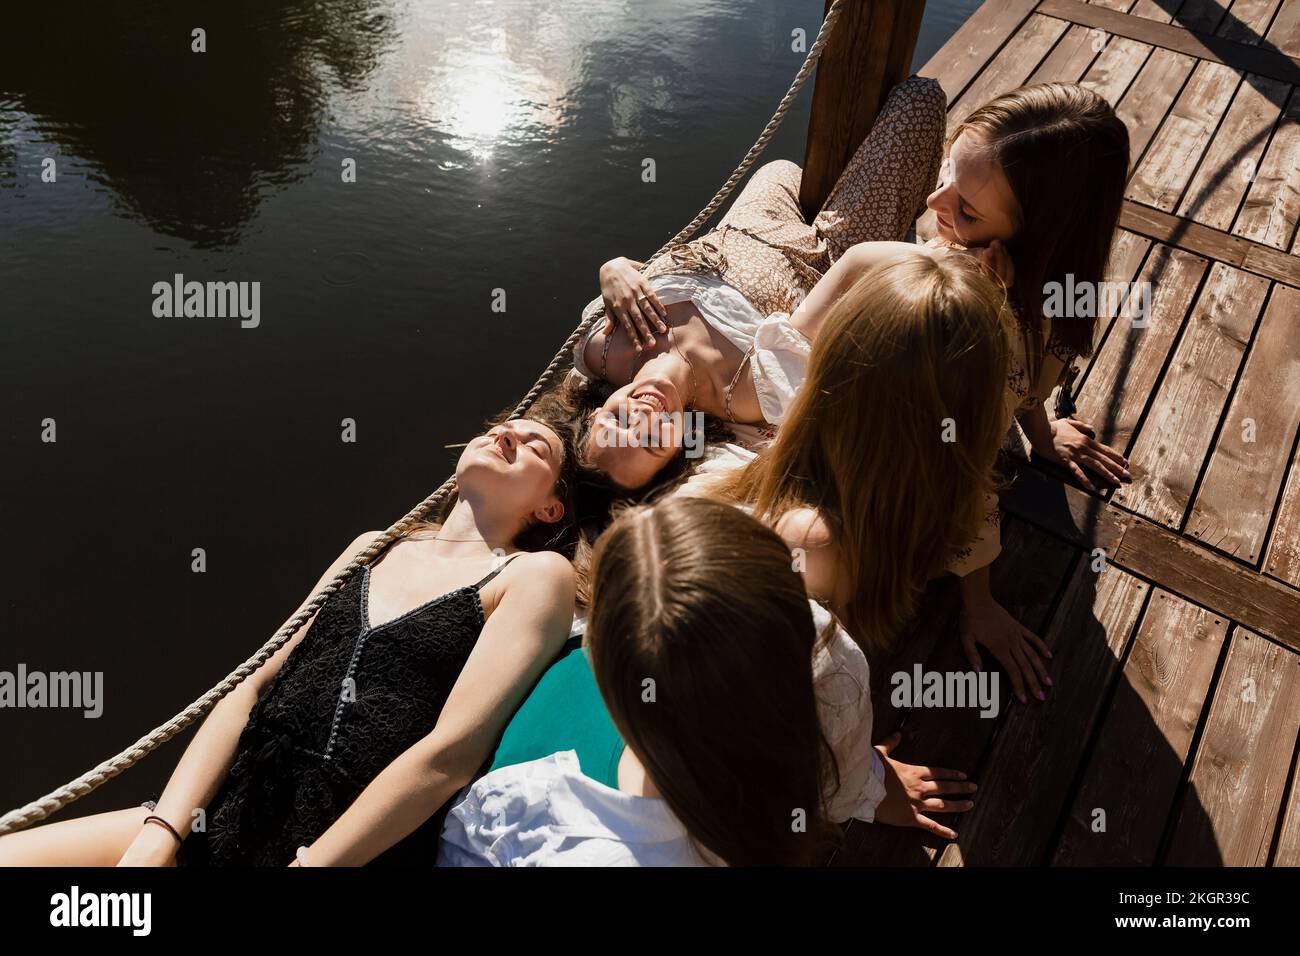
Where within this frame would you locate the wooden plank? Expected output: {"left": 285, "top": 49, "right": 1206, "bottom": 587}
{"left": 1177, "top": 74, "right": 1291, "bottom": 230}
{"left": 840, "top": 519, "right": 1075, "bottom": 865}
{"left": 1233, "top": 86, "right": 1300, "bottom": 251}
{"left": 1037, "top": 0, "right": 1300, "bottom": 85}
{"left": 1173, "top": 0, "right": 1230, "bottom": 34}
{"left": 1266, "top": 0, "right": 1300, "bottom": 57}
{"left": 1114, "top": 48, "right": 1198, "bottom": 169}
{"left": 917, "top": 0, "right": 1041, "bottom": 104}
{"left": 1164, "top": 628, "right": 1300, "bottom": 865}
{"left": 946, "top": 14, "right": 1074, "bottom": 129}
{"left": 1275, "top": 751, "right": 1300, "bottom": 865}
{"left": 1264, "top": 450, "right": 1300, "bottom": 587}
{"left": 1119, "top": 200, "right": 1300, "bottom": 286}
{"left": 1001, "top": 464, "right": 1300, "bottom": 647}
{"left": 1117, "top": 264, "right": 1271, "bottom": 527}
{"left": 1218, "top": 0, "right": 1287, "bottom": 47}
{"left": 1030, "top": 22, "right": 1107, "bottom": 84}
{"left": 1073, "top": 244, "right": 1209, "bottom": 453}
{"left": 935, "top": 561, "right": 1149, "bottom": 866}
{"left": 1081, "top": 34, "right": 1157, "bottom": 107}
{"left": 1128, "top": 60, "right": 1241, "bottom": 210}
{"left": 1075, "top": 229, "right": 1156, "bottom": 387}
{"left": 1053, "top": 591, "right": 1228, "bottom": 865}
{"left": 1187, "top": 284, "right": 1300, "bottom": 564}
{"left": 800, "top": 0, "right": 927, "bottom": 220}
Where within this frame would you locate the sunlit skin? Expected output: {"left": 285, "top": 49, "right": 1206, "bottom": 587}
{"left": 926, "top": 129, "right": 1019, "bottom": 250}
{"left": 583, "top": 376, "right": 686, "bottom": 490}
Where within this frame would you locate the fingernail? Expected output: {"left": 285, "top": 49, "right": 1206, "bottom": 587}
{"left": 1019, "top": 694, "right": 1027, "bottom": 704}
{"left": 1037, "top": 691, "right": 1046, "bottom": 701}
{"left": 648, "top": 337, "right": 655, "bottom": 346}
{"left": 1045, "top": 676, "right": 1054, "bottom": 686}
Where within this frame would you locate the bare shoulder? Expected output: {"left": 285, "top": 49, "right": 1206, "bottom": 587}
{"left": 775, "top": 508, "right": 844, "bottom": 606}
{"left": 775, "top": 507, "right": 835, "bottom": 553}
{"left": 498, "top": 551, "right": 576, "bottom": 601}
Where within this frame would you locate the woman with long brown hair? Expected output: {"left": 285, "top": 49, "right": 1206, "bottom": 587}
{"left": 921, "top": 81, "right": 1131, "bottom": 698}
{"left": 439, "top": 496, "right": 975, "bottom": 867}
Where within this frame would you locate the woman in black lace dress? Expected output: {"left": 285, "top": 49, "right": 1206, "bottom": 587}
{"left": 0, "top": 405, "right": 592, "bottom": 867}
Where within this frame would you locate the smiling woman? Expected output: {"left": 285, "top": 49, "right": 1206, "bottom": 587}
{"left": 0, "top": 403, "right": 609, "bottom": 867}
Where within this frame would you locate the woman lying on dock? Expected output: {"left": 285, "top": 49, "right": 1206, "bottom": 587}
{"left": 442, "top": 496, "right": 977, "bottom": 866}
{"left": 572, "top": 80, "right": 1133, "bottom": 703}
{"left": 0, "top": 399, "right": 601, "bottom": 866}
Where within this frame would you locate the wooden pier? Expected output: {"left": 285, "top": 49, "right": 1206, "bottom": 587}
{"left": 832, "top": 0, "right": 1300, "bottom": 866}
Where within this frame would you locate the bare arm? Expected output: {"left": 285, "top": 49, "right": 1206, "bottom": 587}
{"left": 790, "top": 241, "right": 921, "bottom": 343}
{"left": 119, "top": 531, "right": 382, "bottom": 865}
{"left": 293, "top": 551, "right": 575, "bottom": 866}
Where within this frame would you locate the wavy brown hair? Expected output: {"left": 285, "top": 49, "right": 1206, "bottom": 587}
{"left": 715, "top": 250, "right": 1011, "bottom": 654}
{"left": 586, "top": 496, "right": 835, "bottom": 866}
{"left": 952, "top": 82, "right": 1129, "bottom": 367}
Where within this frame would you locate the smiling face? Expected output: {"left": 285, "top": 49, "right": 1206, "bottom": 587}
{"left": 583, "top": 377, "right": 686, "bottom": 490}
{"left": 456, "top": 418, "right": 567, "bottom": 530}
{"left": 926, "top": 129, "right": 1020, "bottom": 249}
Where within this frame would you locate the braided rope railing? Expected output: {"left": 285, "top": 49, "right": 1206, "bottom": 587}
{"left": 0, "top": 0, "right": 846, "bottom": 836}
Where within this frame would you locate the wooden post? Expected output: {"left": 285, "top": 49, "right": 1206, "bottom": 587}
{"left": 799, "top": 0, "right": 927, "bottom": 221}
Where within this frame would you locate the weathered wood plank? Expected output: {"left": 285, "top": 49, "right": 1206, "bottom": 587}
{"left": 1263, "top": 450, "right": 1300, "bottom": 588}
{"left": 1177, "top": 73, "right": 1291, "bottom": 230}
{"left": 1164, "top": 628, "right": 1300, "bottom": 865}
{"left": 1115, "top": 48, "right": 1199, "bottom": 170}
{"left": 1233, "top": 86, "right": 1300, "bottom": 251}
{"left": 1187, "top": 284, "right": 1300, "bottom": 564}
{"left": 1001, "top": 464, "right": 1300, "bottom": 647}
{"left": 946, "top": 14, "right": 1074, "bottom": 129}
{"left": 1119, "top": 200, "right": 1300, "bottom": 286}
{"left": 936, "top": 560, "right": 1149, "bottom": 866}
{"left": 1128, "top": 60, "right": 1241, "bottom": 210}
{"left": 1073, "top": 244, "right": 1209, "bottom": 452}
{"left": 1081, "top": 34, "right": 1156, "bottom": 106}
{"left": 1274, "top": 747, "right": 1300, "bottom": 864}
{"left": 1116, "top": 264, "right": 1270, "bottom": 527}
{"left": 1037, "top": 0, "right": 1300, "bottom": 85}
{"left": 1053, "top": 591, "right": 1228, "bottom": 865}
{"left": 1218, "top": 0, "right": 1287, "bottom": 47}
{"left": 1031, "top": 22, "right": 1107, "bottom": 85}
{"left": 1266, "top": 0, "right": 1300, "bottom": 57}
{"left": 917, "top": 0, "right": 1041, "bottom": 105}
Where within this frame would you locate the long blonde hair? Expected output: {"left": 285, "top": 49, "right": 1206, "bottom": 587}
{"left": 717, "top": 250, "right": 1011, "bottom": 653}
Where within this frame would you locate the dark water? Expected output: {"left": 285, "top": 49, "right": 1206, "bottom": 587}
{"left": 0, "top": 0, "right": 980, "bottom": 816}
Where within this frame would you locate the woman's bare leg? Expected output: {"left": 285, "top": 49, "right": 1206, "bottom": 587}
{"left": 0, "top": 805, "right": 152, "bottom": 866}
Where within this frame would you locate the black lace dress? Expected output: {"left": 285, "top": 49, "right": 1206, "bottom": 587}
{"left": 174, "top": 555, "right": 514, "bottom": 867}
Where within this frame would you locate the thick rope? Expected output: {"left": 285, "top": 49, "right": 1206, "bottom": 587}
{"left": 0, "top": 0, "right": 846, "bottom": 836}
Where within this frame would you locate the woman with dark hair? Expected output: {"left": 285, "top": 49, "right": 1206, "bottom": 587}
{"left": 440, "top": 497, "right": 972, "bottom": 867}
{"left": 0, "top": 401, "right": 595, "bottom": 867}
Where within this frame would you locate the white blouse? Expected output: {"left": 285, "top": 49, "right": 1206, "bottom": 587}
{"left": 437, "top": 750, "right": 709, "bottom": 867}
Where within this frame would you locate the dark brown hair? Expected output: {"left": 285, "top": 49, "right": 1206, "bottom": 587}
{"left": 586, "top": 496, "right": 836, "bottom": 866}
{"left": 952, "top": 82, "right": 1129, "bottom": 366}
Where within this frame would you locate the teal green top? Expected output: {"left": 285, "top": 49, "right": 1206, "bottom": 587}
{"left": 489, "top": 637, "right": 626, "bottom": 788}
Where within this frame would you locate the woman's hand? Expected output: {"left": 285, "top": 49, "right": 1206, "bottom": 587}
{"left": 1038, "top": 418, "right": 1130, "bottom": 491}
{"left": 116, "top": 824, "right": 179, "bottom": 867}
{"left": 599, "top": 257, "right": 668, "bottom": 351}
{"left": 969, "top": 239, "right": 1014, "bottom": 289}
{"left": 959, "top": 597, "right": 1053, "bottom": 705}
{"left": 872, "top": 734, "right": 976, "bottom": 840}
